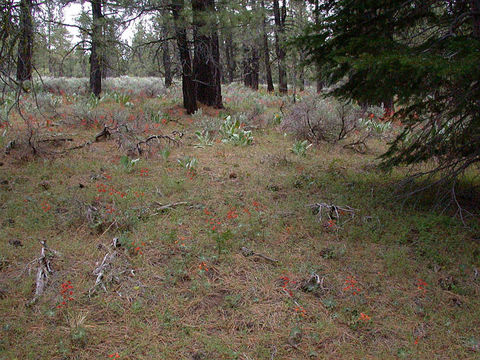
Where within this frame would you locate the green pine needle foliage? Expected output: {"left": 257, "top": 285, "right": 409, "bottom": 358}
{"left": 297, "top": 0, "right": 480, "bottom": 181}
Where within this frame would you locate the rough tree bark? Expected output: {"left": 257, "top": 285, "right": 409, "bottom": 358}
{"left": 250, "top": 46, "right": 259, "bottom": 90}
{"left": 90, "top": 0, "right": 103, "bottom": 97}
{"left": 172, "top": 0, "right": 197, "bottom": 114}
{"left": 243, "top": 44, "right": 251, "bottom": 87}
{"left": 225, "top": 32, "right": 235, "bottom": 83}
{"left": 314, "top": 0, "right": 322, "bottom": 93}
{"left": 243, "top": 45, "right": 259, "bottom": 90}
{"left": 473, "top": 0, "right": 480, "bottom": 38}
{"left": 273, "top": 0, "right": 287, "bottom": 93}
{"left": 261, "top": 0, "right": 274, "bottom": 92}
{"left": 192, "top": 0, "right": 222, "bottom": 108}
{"left": 161, "top": 14, "right": 173, "bottom": 87}
{"left": 17, "top": 0, "right": 33, "bottom": 83}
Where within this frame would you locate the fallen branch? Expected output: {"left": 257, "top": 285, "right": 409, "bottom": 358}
{"left": 4, "top": 140, "right": 15, "bottom": 154}
{"left": 38, "top": 137, "right": 74, "bottom": 143}
{"left": 150, "top": 201, "right": 188, "bottom": 216}
{"left": 241, "top": 246, "right": 279, "bottom": 264}
{"left": 90, "top": 251, "right": 117, "bottom": 294}
{"left": 308, "top": 202, "right": 357, "bottom": 222}
{"left": 89, "top": 238, "right": 136, "bottom": 296}
{"left": 95, "top": 126, "right": 112, "bottom": 142}
{"left": 136, "top": 132, "right": 183, "bottom": 155}
{"left": 27, "top": 240, "right": 59, "bottom": 306}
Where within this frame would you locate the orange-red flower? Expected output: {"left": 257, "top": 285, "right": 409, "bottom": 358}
{"left": 359, "top": 312, "right": 371, "bottom": 321}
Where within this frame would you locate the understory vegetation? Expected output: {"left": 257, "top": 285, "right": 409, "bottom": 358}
{"left": 0, "top": 79, "right": 479, "bottom": 359}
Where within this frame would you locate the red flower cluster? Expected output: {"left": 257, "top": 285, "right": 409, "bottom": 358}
{"left": 226, "top": 208, "right": 238, "bottom": 219}
{"left": 96, "top": 183, "right": 126, "bottom": 198}
{"left": 57, "top": 281, "right": 74, "bottom": 308}
{"left": 359, "top": 312, "right": 371, "bottom": 321}
{"left": 41, "top": 201, "right": 51, "bottom": 212}
{"left": 130, "top": 241, "right": 145, "bottom": 255}
{"left": 96, "top": 183, "right": 107, "bottom": 193}
{"left": 417, "top": 279, "right": 427, "bottom": 293}
{"left": 204, "top": 209, "right": 221, "bottom": 231}
{"left": 343, "top": 276, "right": 361, "bottom": 295}
{"left": 326, "top": 219, "right": 336, "bottom": 228}
{"left": 294, "top": 306, "right": 307, "bottom": 317}
{"left": 186, "top": 169, "right": 196, "bottom": 180}
{"left": 252, "top": 200, "right": 266, "bottom": 211}
{"left": 140, "top": 168, "right": 149, "bottom": 177}
{"left": 198, "top": 262, "right": 209, "bottom": 272}
{"left": 108, "top": 353, "right": 120, "bottom": 359}
{"left": 279, "top": 276, "right": 295, "bottom": 297}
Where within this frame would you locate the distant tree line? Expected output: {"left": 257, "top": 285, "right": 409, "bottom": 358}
{"left": 1, "top": 0, "right": 320, "bottom": 113}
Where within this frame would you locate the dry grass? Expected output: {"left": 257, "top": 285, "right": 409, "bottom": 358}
{"left": 0, "top": 82, "right": 479, "bottom": 359}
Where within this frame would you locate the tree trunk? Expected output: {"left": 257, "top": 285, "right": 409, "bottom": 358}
{"left": 172, "top": 0, "right": 197, "bottom": 114}
{"left": 273, "top": 0, "right": 287, "bottom": 93}
{"left": 161, "top": 15, "right": 173, "bottom": 88}
{"left": 314, "top": 0, "right": 322, "bottom": 93}
{"left": 90, "top": 0, "right": 102, "bottom": 97}
{"left": 261, "top": 0, "right": 274, "bottom": 92}
{"left": 163, "top": 41, "right": 172, "bottom": 87}
{"left": 243, "top": 44, "right": 251, "bottom": 87}
{"left": 472, "top": 0, "right": 480, "bottom": 38}
{"left": 225, "top": 33, "right": 235, "bottom": 83}
{"left": 250, "top": 46, "right": 259, "bottom": 90}
{"left": 299, "top": 51, "right": 305, "bottom": 92}
{"left": 17, "top": 0, "right": 33, "bottom": 83}
{"left": 192, "top": 0, "right": 222, "bottom": 108}
{"left": 211, "top": 29, "right": 223, "bottom": 107}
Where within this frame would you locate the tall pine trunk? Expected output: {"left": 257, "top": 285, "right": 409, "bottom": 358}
{"left": 473, "top": 0, "right": 480, "bottom": 38}
{"left": 161, "top": 15, "right": 173, "bottom": 88}
{"left": 273, "top": 0, "right": 287, "bottom": 93}
{"left": 17, "top": 0, "right": 33, "bottom": 83}
{"left": 192, "top": 0, "right": 222, "bottom": 108}
{"left": 163, "top": 41, "right": 172, "bottom": 87}
{"left": 243, "top": 44, "right": 251, "bottom": 87}
{"left": 299, "top": 51, "right": 305, "bottom": 92}
{"left": 261, "top": 0, "right": 274, "bottom": 92}
{"left": 314, "top": 0, "right": 322, "bottom": 93}
{"left": 225, "top": 33, "right": 235, "bottom": 83}
{"left": 172, "top": 0, "right": 197, "bottom": 114}
{"left": 250, "top": 47, "right": 259, "bottom": 90}
{"left": 90, "top": 0, "right": 102, "bottom": 97}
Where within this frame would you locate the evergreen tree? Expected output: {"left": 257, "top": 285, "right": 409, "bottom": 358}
{"left": 299, "top": 0, "right": 480, "bottom": 184}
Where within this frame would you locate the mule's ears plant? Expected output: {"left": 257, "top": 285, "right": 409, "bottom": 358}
{"left": 220, "top": 115, "right": 253, "bottom": 146}
{"left": 291, "top": 140, "right": 312, "bottom": 157}
{"left": 119, "top": 155, "right": 139, "bottom": 173}
{"left": 194, "top": 130, "right": 213, "bottom": 148}
{"left": 160, "top": 147, "right": 171, "bottom": 161}
{"left": 177, "top": 156, "right": 198, "bottom": 170}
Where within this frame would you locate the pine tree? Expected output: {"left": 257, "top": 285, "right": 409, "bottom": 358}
{"left": 299, "top": 0, "right": 480, "bottom": 184}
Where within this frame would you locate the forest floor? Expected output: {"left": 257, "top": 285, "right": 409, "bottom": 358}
{"left": 0, "top": 81, "right": 479, "bottom": 360}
